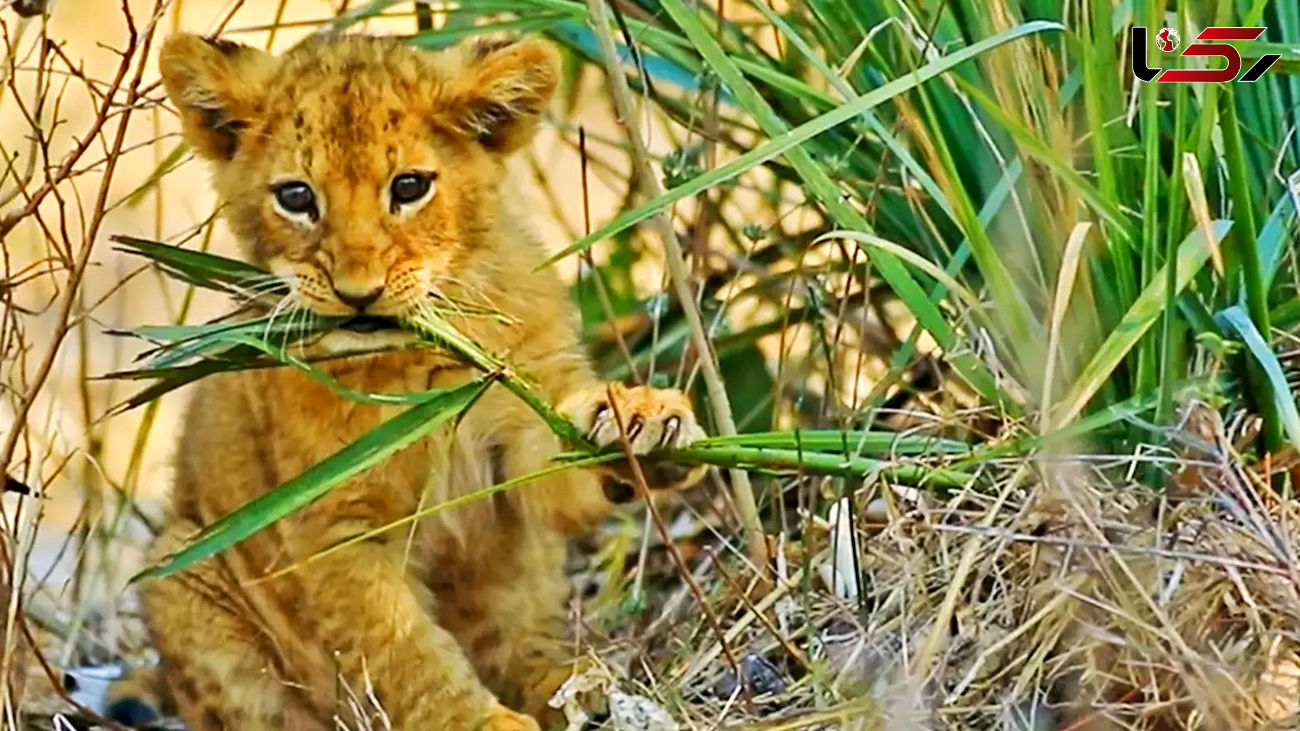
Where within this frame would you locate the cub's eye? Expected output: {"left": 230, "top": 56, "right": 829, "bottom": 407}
{"left": 272, "top": 181, "right": 317, "bottom": 218}
{"left": 390, "top": 172, "right": 434, "bottom": 206}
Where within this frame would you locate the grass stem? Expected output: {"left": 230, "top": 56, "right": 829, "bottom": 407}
{"left": 583, "top": 0, "right": 767, "bottom": 571}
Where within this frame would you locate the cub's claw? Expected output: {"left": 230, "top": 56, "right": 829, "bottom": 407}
{"left": 560, "top": 383, "right": 708, "bottom": 492}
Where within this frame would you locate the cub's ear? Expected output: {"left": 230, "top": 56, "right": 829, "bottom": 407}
{"left": 159, "top": 34, "right": 273, "bottom": 161}
{"left": 448, "top": 37, "right": 560, "bottom": 153}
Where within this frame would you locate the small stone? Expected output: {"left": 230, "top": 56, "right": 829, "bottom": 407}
{"left": 863, "top": 497, "right": 889, "bottom": 524}
{"left": 713, "top": 653, "right": 786, "bottom": 699}
{"left": 608, "top": 689, "right": 676, "bottom": 731}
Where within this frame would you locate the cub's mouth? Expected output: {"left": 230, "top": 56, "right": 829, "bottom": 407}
{"left": 339, "top": 315, "right": 403, "bottom": 333}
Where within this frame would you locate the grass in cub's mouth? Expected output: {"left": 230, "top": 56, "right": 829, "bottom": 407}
{"left": 103, "top": 235, "right": 522, "bottom": 412}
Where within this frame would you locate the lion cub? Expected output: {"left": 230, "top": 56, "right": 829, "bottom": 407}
{"left": 118, "top": 32, "right": 706, "bottom": 730}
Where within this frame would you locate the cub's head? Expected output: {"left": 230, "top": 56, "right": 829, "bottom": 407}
{"left": 159, "top": 33, "right": 559, "bottom": 324}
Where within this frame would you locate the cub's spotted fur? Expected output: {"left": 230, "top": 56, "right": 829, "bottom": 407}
{"left": 117, "top": 32, "right": 706, "bottom": 730}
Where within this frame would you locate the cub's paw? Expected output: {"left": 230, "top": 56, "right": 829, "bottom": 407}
{"left": 479, "top": 701, "right": 541, "bottom": 731}
{"left": 559, "top": 383, "right": 707, "bottom": 493}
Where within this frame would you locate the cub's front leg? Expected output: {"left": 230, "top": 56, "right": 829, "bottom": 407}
{"left": 292, "top": 538, "right": 539, "bottom": 730}
{"left": 558, "top": 382, "right": 708, "bottom": 494}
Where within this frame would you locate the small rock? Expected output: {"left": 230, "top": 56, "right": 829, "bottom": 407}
{"left": 863, "top": 497, "right": 889, "bottom": 525}
{"left": 713, "top": 653, "right": 786, "bottom": 699}
{"left": 608, "top": 689, "right": 677, "bottom": 731}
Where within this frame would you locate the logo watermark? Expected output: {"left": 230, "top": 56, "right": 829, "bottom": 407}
{"left": 1132, "top": 26, "right": 1280, "bottom": 83}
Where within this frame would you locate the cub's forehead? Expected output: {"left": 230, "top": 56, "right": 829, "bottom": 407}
{"left": 264, "top": 38, "right": 451, "bottom": 124}
{"left": 255, "top": 37, "right": 462, "bottom": 170}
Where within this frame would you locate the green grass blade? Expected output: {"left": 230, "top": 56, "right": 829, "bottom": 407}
{"left": 1222, "top": 88, "right": 1280, "bottom": 450}
{"left": 102, "top": 358, "right": 274, "bottom": 416}
{"left": 408, "top": 15, "right": 571, "bottom": 48}
{"left": 406, "top": 309, "right": 589, "bottom": 446}
{"left": 742, "top": 0, "right": 954, "bottom": 222}
{"left": 817, "top": 230, "right": 993, "bottom": 331}
{"left": 540, "top": 19, "right": 1064, "bottom": 266}
{"left": 664, "top": 446, "right": 972, "bottom": 488}
{"left": 112, "top": 234, "right": 281, "bottom": 295}
{"left": 579, "top": 6, "right": 1060, "bottom": 411}
{"left": 1257, "top": 187, "right": 1299, "bottom": 294}
{"left": 1216, "top": 305, "right": 1300, "bottom": 452}
{"left": 258, "top": 452, "right": 624, "bottom": 582}
{"left": 133, "top": 377, "right": 494, "bottom": 581}
{"left": 123, "top": 143, "right": 190, "bottom": 208}
{"left": 1054, "top": 220, "right": 1230, "bottom": 426}
{"left": 115, "top": 236, "right": 511, "bottom": 322}
{"left": 122, "top": 316, "right": 337, "bottom": 369}
{"left": 692, "top": 430, "right": 972, "bottom": 455}
{"left": 952, "top": 78, "right": 1130, "bottom": 235}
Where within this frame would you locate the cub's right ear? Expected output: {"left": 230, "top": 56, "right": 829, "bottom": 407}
{"left": 159, "top": 34, "right": 273, "bottom": 161}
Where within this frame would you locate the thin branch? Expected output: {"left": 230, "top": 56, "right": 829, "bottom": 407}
{"left": 603, "top": 384, "right": 747, "bottom": 704}
{"left": 0, "top": 0, "right": 166, "bottom": 474}
{"left": 583, "top": 0, "right": 767, "bottom": 573}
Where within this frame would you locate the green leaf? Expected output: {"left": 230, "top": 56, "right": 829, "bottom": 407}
{"left": 133, "top": 377, "right": 494, "bottom": 581}
{"left": 113, "top": 236, "right": 512, "bottom": 323}
{"left": 112, "top": 234, "right": 282, "bottom": 296}
{"left": 539, "top": 19, "right": 1065, "bottom": 266}
{"left": 120, "top": 315, "right": 338, "bottom": 369}
{"left": 1054, "top": 221, "right": 1230, "bottom": 426}
{"left": 103, "top": 357, "right": 273, "bottom": 416}
{"left": 1216, "top": 305, "right": 1300, "bottom": 452}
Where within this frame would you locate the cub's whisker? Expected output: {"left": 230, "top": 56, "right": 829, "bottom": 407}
{"left": 262, "top": 295, "right": 296, "bottom": 344}
{"left": 280, "top": 305, "right": 305, "bottom": 353}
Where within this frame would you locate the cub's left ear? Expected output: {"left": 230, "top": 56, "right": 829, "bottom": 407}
{"left": 159, "top": 34, "right": 274, "bottom": 161}
{"left": 449, "top": 37, "right": 560, "bottom": 153}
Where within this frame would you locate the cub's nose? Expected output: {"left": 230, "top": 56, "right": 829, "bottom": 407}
{"left": 333, "top": 285, "right": 384, "bottom": 311}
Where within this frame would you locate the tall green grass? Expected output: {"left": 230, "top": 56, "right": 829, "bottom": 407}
{"left": 515, "top": 0, "right": 1300, "bottom": 457}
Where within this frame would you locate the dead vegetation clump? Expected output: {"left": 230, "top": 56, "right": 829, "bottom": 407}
{"left": 565, "top": 405, "right": 1300, "bottom": 730}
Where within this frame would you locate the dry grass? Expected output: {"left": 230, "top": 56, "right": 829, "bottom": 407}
{"left": 525, "top": 404, "right": 1300, "bottom": 730}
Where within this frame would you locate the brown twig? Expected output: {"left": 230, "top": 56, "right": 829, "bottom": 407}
{"left": 583, "top": 0, "right": 767, "bottom": 574}
{"left": 0, "top": 0, "right": 166, "bottom": 475}
{"left": 602, "top": 384, "right": 748, "bottom": 706}
{"left": 578, "top": 126, "right": 642, "bottom": 384}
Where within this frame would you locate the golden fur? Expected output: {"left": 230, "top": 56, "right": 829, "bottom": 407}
{"left": 118, "top": 32, "right": 706, "bottom": 730}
